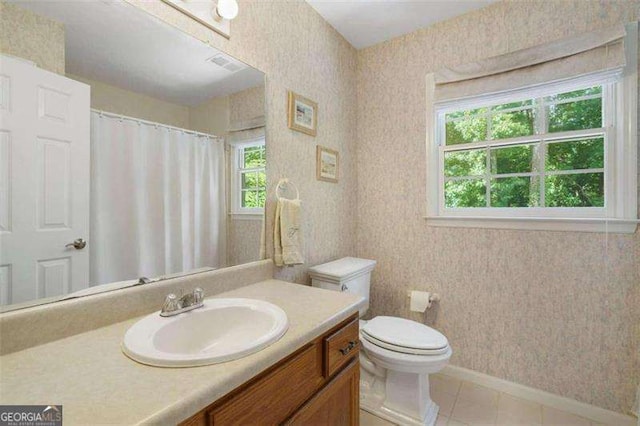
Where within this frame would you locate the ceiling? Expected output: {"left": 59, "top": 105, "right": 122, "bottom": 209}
{"left": 11, "top": 1, "right": 264, "bottom": 106}
{"left": 306, "top": 0, "right": 498, "bottom": 49}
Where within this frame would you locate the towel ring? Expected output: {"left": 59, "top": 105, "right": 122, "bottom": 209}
{"left": 276, "top": 178, "right": 300, "bottom": 200}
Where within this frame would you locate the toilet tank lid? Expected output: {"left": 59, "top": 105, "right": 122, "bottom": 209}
{"left": 308, "top": 257, "right": 376, "bottom": 282}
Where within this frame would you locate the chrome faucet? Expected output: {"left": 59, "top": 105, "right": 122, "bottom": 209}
{"left": 160, "top": 288, "right": 204, "bottom": 317}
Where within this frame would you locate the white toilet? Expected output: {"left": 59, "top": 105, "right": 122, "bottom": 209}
{"left": 309, "top": 257, "right": 452, "bottom": 426}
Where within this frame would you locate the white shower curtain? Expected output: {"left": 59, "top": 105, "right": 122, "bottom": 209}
{"left": 90, "top": 111, "right": 226, "bottom": 286}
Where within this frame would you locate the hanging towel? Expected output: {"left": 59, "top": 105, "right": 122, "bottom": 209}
{"left": 274, "top": 197, "right": 304, "bottom": 266}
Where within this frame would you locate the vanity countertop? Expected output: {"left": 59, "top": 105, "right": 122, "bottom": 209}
{"left": 0, "top": 280, "right": 364, "bottom": 425}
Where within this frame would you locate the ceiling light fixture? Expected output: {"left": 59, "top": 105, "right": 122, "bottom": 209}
{"left": 163, "top": 0, "right": 234, "bottom": 37}
{"left": 214, "top": 0, "right": 238, "bottom": 20}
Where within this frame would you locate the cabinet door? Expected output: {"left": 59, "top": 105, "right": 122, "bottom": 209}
{"left": 286, "top": 359, "right": 359, "bottom": 426}
{"left": 210, "top": 343, "right": 324, "bottom": 426}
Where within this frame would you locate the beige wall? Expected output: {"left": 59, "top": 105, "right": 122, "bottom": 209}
{"left": 356, "top": 0, "right": 639, "bottom": 414}
{"left": 227, "top": 220, "right": 262, "bottom": 266}
{"left": 126, "top": 0, "right": 359, "bottom": 284}
{"left": 0, "top": 2, "right": 65, "bottom": 74}
{"left": 226, "top": 85, "right": 266, "bottom": 267}
{"left": 189, "top": 95, "right": 230, "bottom": 137}
{"left": 71, "top": 75, "right": 191, "bottom": 129}
{"left": 229, "top": 84, "right": 265, "bottom": 125}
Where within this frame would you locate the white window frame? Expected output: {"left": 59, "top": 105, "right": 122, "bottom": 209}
{"left": 425, "top": 27, "right": 637, "bottom": 233}
{"left": 230, "top": 138, "right": 266, "bottom": 217}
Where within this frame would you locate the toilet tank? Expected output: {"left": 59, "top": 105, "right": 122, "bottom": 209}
{"left": 308, "top": 257, "right": 376, "bottom": 317}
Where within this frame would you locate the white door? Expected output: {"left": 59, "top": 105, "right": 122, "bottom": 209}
{"left": 0, "top": 55, "right": 90, "bottom": 306}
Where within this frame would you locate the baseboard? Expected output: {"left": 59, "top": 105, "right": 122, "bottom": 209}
{"left": 441, "top": 365, "right": 637, "bottom": 426}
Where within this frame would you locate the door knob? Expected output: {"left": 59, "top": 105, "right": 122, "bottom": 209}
{"left": 65, "top": 238, "right": 86, "bottom": 250}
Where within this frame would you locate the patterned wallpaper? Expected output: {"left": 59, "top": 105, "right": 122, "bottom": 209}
{"left": 0, "top": 2, "right": 65, "bottom": 74}
{"left": 124, "top": 0, "right": 359, "bottom": 284}
{"left": 227, "top": 84, "right": 265, "bottom": 267}
{"left": 356, "top": 0, "right": 639, "bottom": 414}
{"left": 229, "top": 84, "right": 265, "bottom": 125}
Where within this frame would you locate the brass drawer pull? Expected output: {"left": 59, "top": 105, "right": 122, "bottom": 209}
{"left": 339, "top": 340, "right": 358, "bottom": 355}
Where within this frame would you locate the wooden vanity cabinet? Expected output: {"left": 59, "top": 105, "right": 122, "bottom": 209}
{"left": 285, "top": 359, "right": 359, "bottom": 426}
{"left": 180, "top": 314, "right": 360, "bottom": 426}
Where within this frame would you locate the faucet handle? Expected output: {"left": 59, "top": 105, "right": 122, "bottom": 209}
{"left": 193, "top": 288, "right": 204, "bottom": 304}
{"left": 161, "top": 293, "right": 179, "bottom": 315}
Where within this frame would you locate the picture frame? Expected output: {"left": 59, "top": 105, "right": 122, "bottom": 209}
{"left": 288, "top": 91, "right": 317, "bottom": 136}
{"left": 316, "top": 146, "right": 339, "bottom": 183}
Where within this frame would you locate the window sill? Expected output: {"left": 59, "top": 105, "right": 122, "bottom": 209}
{"left": 424, "top": 216, "right": 638, "bottom": 233}
{"left": 229, "top": 213, "right": 264, "bottom": 221}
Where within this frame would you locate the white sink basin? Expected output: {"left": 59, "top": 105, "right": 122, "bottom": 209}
{"left": 122, "top": 298, "right": 289, "bottom": 367}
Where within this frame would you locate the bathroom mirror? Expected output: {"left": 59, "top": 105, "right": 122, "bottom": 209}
{"left": 0, "top": 1, "right": 267, "bottom": 311}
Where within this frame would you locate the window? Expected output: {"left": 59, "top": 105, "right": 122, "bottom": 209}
{"left": 427, "top": 72, "right": 637, "bottom": 233}
{"left": 230, "top": 139, "right": 266, "bottom": 215}
{"left": 442, "top": 84, "right": 605, "bottom": 210}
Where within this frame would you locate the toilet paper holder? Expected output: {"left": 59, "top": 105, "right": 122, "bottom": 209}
{"left": 407, "top": 291, "right": 440, "bottom": 312}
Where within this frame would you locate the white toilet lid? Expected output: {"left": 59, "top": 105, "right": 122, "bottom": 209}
{"left": 361, "top": 316, "right": 449, "bottom": 354}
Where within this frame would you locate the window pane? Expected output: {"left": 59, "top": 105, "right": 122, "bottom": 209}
{"left": 490, "top": 109, "right": 535, "bottom": 139}
{"left": 445, "top": 107, "right": 485, "bottom": 121}
{"left": 242, "top": 190, "right": 260, "bottom": 208}
{"left": 547, "top": 98, "right": 602, "bottom": 132}
{"left": 241, "top": 172, "right": 258, "bottom": 189}
{"left": 243, "top": 146, "right": 266, "bottom": 168}
{"left": 491, "top": 176, "right": 539, "bottom": 207}
{"left": 491, "top": 100, "right": 533, "bottom": 111}
{"left": 257, "top": 171, "right": 266, "bottom": 188}
{"left": 257, "top": 190, "right": 266, "bottom": 208}
{"left": 545, "top": 173, "right": 604, "bottom": 207}
{"left": 490, "top": 144, "right": 536, "bottom": 174}
{"left": 546, "top": 137, "right": 604, "bottom": 171}
{"left": 241, "top": 190, "right": 251, "bottom": 207}
{"left": 445, "top": 108, "right": 488, "bottom": 145}
{"left": 444, "top": 179, "right": 486, "bottom": 207}
{"left": 241, "top": 190, "right": 266, "bottom": 208}
{"left": 444, "top": 149, "right": 486, "bottom": 177}
{"left": 545, "top": 86, "right": 601, "bottom": 102}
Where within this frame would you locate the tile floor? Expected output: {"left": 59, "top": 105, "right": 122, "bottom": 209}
{"left": 359, "top": 373, "right": 609, "bottom": 426}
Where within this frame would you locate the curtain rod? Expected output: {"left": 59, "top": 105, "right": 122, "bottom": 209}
{"left": 91, "top": 108, "right": 222, "bottom": 140}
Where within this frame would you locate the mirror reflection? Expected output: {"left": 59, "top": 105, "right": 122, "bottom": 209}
{"left": 0, "top": 1, "right": 266, "bottom": 310}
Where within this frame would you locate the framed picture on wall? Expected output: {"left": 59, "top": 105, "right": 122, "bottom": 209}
{"left": 316, "top": 146, "right": 339, "bottom": 183}
{"left": 288, "top": 91, "right": 317, "bottom": 136}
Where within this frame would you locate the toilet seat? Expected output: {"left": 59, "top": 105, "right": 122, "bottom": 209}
{"left": 360, "top": 334, "right": 452, "bottom": 374}
{"left": 361, "top": 316, "right": 449, "bottom": 356}
{"left": 362, "top": 333, "right": 450, "bottom": 355}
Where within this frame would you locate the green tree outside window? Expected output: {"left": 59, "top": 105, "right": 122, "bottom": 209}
{"left": 442, "top": 87, "right": 604, "bottom": 208}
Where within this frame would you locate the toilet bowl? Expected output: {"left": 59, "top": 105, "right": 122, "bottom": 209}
{"left": 308, "top": 258, "right": 452, "bottom": 426}
{"left": 359, "top": 317, "right": 452, "bottom": 426}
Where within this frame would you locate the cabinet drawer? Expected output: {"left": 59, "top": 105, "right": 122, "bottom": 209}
{"left": 209, "top": 343, "right": 323, "bottom": 426}
{"left": 323, "top": 318, "right": 359, "bottom": 377}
